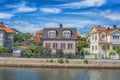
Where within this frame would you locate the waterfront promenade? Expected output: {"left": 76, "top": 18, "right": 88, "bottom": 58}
{"left": 0, "top": 57, "right": 120, "bottom": 69}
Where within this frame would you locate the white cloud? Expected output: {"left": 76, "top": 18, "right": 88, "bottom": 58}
{"left": 64, "top": 12, "right": 97, "bottom": 15}
{"left": 0, "top": 12, "right": 14, "bottom": 19}
{"left": 101, "top": 10, "right": 120, "bottom": 21}
{"left": 8, "top": 2, "right": 37, "bottom": 13}
{"left": 59, "top": 0, "right": 106, "bottom": 9}
{"left": 10, "top": 21, "right": 42, "bottom": 34}
{"left": 40, "top": 8, "right": 61, "bottom": 14}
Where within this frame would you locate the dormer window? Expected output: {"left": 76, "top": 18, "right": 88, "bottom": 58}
{"left": 64, "top": 33, "right": 70, "bottom": 38}
{"left": 48, "top": 30, "right": 56, "bottom": 38}
{"left": 63, "top": 30, "right": 71, "bottom": 38}
{"left": 49, "top": 32, "right": 55, "bottom": 38}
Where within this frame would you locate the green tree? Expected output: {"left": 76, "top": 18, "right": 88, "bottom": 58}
{"left": 14, "top": 41, "right": 21, "bottom": 46}
{"left": 24, "top": 50, "right": 32, "bottom": 58}
{"left": 43, "top": 47, "right": 52, "bottom": 57}
{"left": 33, "top": 41, "right": 42, "bottom": 46}
{"left": 56, "top": 49, "right": 63, "bottom": 58}
{"left": 22, "top": 33, "right": 33, "bottom": 40}
{"left": 0, "top": 47, "right": 8, "bottom": 53}
{"left": 116, "top": 47, "right": 120, "bottom": 59}
{"left": 33, "top": 46, "right": 43, "bottom": 57}
{"left": 77, "top": 41, "right": 86, "bottom": 52}
{"left": 14, "top": 32, "right": 23, "bottom": 42}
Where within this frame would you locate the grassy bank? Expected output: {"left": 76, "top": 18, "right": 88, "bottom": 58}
{"left": 0, "top": 57, "right": 120, "bottom": 69}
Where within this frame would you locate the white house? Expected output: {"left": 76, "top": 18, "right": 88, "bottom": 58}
{"left": 88, "top": 25, "right": 120, "bottom": 58}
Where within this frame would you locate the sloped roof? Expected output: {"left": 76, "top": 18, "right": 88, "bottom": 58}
{"left": 76, "top": 32, "right": 81, "bottom": 37}
{"left": 0, "top": 27, "right": 14, "bottom": 33}
{"left": 42, "top": 27, "right": 77, "bottom": 40}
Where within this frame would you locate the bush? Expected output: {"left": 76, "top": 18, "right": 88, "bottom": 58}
{"left": 65, "top": 52, "right": 72, "bottom": 58}
{"left": 56, "top": 49, "right": 63, "bottom": 58}
{"left": 57, "top": 58, "right": 64, "bottom": 63}
{"left": 109, "top": 51, "right": 116, "bottom": 55}
{"left": 65, "top": 59, "right": 69, "bottom": 63}
{"left": 49, "top": 59, "right": 54, "bottom": 62}
{"left": 83, "top": 59, "right": 88, "bottom": 64}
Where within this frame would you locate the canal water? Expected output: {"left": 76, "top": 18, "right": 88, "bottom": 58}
{"left": 0, "top": 67, "right": 120, "bottom": 80}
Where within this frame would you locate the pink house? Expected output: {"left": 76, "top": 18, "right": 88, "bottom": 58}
{"left": 42, "top": 24, "right": 77, "bottom": 55}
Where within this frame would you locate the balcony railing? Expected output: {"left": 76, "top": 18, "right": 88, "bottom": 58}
{"left": 111, "top": 40, "right": 120, "bottom": 44}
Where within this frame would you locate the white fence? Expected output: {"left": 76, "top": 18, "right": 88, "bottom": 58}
{"left": 110, "top": 54, "right": 119, "bottom": 59}
{"left": 84, "top": 55, "right": 96, "bottom": 59}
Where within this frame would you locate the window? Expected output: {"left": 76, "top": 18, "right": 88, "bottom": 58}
{"left": 102, "top": 46, "right": 106, "bottom": 50}
{"left": 95, "top": 35, "right": 97, "bottom": 41}
{"left": 101, "top": 34, "right": 105, "bottom": 40}
{"left": 113, "top": 46, "right": 119, "bottom": 50}
{"left": 53, "top": 43, "right": 58, "bottom": 49}
{"left": 68, "top": 43, "right": 73, "bottom": 49}
{"left": 64, "top": 33, "right": 70, "bottom": 38}
{"left": 92, "top": 46, "right": 94, "bottom": 50}
{"left": 95, "top": 46, "right": 97, "bottom": 50}
{"left": 49, "top": 32, "right": 55, "bottom": 38}
{"left": 113, "top": 35, "right": 119, "bottom": 39}
{"left": 61, "top": 43, "right": 65, "bottom": 49}
{"left": 46, "top": 43, "right": 50, "bottom": 47}
{"left": 92, "top": 35, "right": 94, "bottom": 41}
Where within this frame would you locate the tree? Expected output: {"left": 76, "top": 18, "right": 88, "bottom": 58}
{"left": 77, "top": 41, "right": 86, "bottom": 52}
{"left": 117, "top": 47, "right": 120, "bottom": 55}
{"left": 116, "top": 47, "right": 120, "bottom": 59}
{"left": 43, "top": 47, "right": 52, "bottom": 57}
{"left": 24, "top": 50, "right": 32, "bottom": 58}
{"left": 14, "top": 32, "right": 23, "bottom": 42}
{"left": 56, "top": 49, "right": 63, "bottom": 58}
{"left": 22, "top": 33, "right": 33, "bottom": 40}
{"left": 0, "top": 47, "right": 8, "bottom": 53}
{"left": 33, "top": 46, "right": 43, "bottom": 57}
{"left": 33, "top": 41, "right": 42, "bottom": 46}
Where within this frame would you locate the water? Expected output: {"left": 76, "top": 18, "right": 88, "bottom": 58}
{"left": 0, "top": 67, "right": 120, "bottom": 80}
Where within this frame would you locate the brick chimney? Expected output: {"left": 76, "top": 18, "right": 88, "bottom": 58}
{"left": 0, "top": 22, "right": 4, "bottom": 27}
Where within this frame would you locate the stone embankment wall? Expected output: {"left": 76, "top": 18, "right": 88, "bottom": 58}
{"left": 0, "top": 57, "right": 120, "bottom": 69}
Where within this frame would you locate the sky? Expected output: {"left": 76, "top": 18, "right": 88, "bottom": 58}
{"left": 0, "top": 0, "right": 120, "bottom": 34}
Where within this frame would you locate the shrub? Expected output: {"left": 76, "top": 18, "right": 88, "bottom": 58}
{"left": 109, "top": 51, "right": 116, "bottom": 55}
{"left": 83, "top": 59, "right": 88, "bottom": 64}
{"left": 49, "top": 59, "right": 54, "bottom": 62}
{"left": 65, "top": 52, "right": 73, "bottom": 58}
{"left": 56, "top": 49, "right": 63, "bottom": 58}
{"left": 65, "top": 59, "right": 69, "bottom": 63}
{"left": 57, "top": 58, "right": 64, "bottom": 63}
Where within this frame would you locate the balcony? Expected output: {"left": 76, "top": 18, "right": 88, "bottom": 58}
{"left": 111, "top": 40, "right": 120, "bottom": 44}
{"left": 99, "top": 40, "right": 110, "bottom": 44}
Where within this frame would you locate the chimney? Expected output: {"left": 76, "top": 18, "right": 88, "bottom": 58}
{"left": 0, "top": 22, "right": 4, "bottom": 27}
{"left": 107, "top": 27, "right": 110, "bottom": 30}
{"left": 113, "top": 25, "right": 117, "bottom": 29}
{"left": 60, "top": 24, "right": 63, "bottom": 28}
{"left": 98, "top": 25, "right": 101, "bottom": 27}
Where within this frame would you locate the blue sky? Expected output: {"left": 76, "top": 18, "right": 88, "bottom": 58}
{"left": 0, "top": 0, "right": 120, "bottom": 34}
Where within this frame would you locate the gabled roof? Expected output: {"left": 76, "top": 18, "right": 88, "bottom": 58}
{"left": 42, "top": 27, "right": 77, "bottom": 40}
{"left": 89, "top": 26, "right": 120, "bottom": 35}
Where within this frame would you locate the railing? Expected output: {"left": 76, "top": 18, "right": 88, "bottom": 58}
{"left": 111, "top": 40, "right": 120, "bottom": 44}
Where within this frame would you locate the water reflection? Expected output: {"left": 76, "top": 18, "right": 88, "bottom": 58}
{"left": 0, "top": 67, "right": 119, "bottom": 80}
